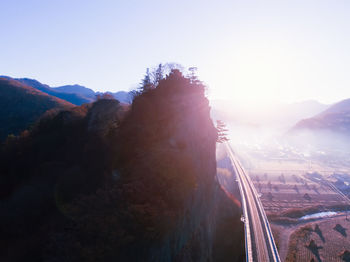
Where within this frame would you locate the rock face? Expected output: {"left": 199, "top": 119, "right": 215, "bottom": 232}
{"left": 111, "top": 70, "right": 242, "bottom": 261}
{"left": 87, "top": 99, "right": 127, "bottom": 137}
{"left": 137, "top": 90, "right": 217, "bottom": 261}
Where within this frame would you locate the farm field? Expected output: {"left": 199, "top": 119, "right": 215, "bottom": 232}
{"left": 230, "top": 140, "right": 350, "bottom": 261}
{"left": 251, "top": 170, "right": 348, "bottom": 215}
{"left": 246, "top": 159, "right": 350, "bottom": 261}
{"left": 272, "top": 215, "right": 350, "bottom": 262}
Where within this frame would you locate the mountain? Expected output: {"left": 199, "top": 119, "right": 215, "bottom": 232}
{"left": 14, "top": 78, "right": 93, "bottom": 105}
{"left": 53, "top": 84, "right": 96, "bottom": 98}
{"left": 293, "top": 98, "right": 350, "bottom": 133}
{"left": 285, "top": 100, "right": 329, "bottom": 120}
{"left": 0, "top": 76, "right": 93, "bottom": 105}
{"left": 211, "top": 99, "right": 329, "bottom": 128}
{"left": 0, "top": 77, "right": 73, "bottom": 140}
{"left": 95, "top": 91, "right": 132, "bottom": 103}
{"left": 2, "top": 76, "right": 132, "bottom": 105}
{"left": 110, "top": 91, "right": 132, "bottom": 103}
{"left": 317, "top": 98, "right": 350, "bottom": 116}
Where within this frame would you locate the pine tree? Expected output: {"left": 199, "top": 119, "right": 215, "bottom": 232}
{"left": 153, "top": 64, "right": 164, "bottom": 86}
{"left": 139, "top": 68, "right": 153, "bottom": 93}
{"left": 216, "top": 120, "right": 229, "bottom": 143}
{"left": 188, "top": 67, "right": 198, "bottom": 84}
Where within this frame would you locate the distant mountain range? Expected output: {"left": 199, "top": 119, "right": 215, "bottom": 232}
{"left": 317, "top": 98, "right": 350, "bottom": 116}
{"left": 54, "top": 84, "right": 96, "bottom": 97}
{"left": 0, "top": 76, "right": 132, "bottom": 105}
{"left": 0, "top": 77, "right": 74, "bottom": 140}
{"left": 293, "top": 98, "right": 350, "bottom": 134}
{"left": 211, "top": 99, "right": 329, "bottom": 128}
{"left": 211, "top": 97, "right": 350, "bottom": 135}
{"left": 0, "top": 76, "right": 132, "bottom": 140}
{"left": 3, "top": 73, "right": 350, "bottom": 139}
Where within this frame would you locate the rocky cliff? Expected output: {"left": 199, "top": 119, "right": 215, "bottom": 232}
{"left": 0, "top": 70, "right": 244, "bottom": 261}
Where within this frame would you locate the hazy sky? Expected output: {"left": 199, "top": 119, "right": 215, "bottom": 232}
{"left": 1, "top": 0, "right": 349, "bottom": 104}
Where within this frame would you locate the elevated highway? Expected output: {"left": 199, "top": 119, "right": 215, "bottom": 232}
{"left": 226, "top": 143, "right": 281, "bottom": 262}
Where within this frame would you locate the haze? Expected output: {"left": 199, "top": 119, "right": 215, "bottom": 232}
{"left": 1, "top": 0, "right": 350, "bottom": 105}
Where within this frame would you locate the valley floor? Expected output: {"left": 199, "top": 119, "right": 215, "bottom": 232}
{"left": 272, "top": 213, "right": 350, "bottom": 262}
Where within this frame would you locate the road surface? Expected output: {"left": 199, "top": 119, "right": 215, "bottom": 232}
{"left": 226, "top": 143, "right": 280, "bottom": 262}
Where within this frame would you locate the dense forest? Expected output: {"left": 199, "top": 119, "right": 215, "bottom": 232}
{"left": 0, "top": 69, "right": 244, "bottom": 261}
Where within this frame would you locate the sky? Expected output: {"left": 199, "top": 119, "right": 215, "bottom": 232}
{"left": 1, "top": 0, "right": 350, "bottom": 105}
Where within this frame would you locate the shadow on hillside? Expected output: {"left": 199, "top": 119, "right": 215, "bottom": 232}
{"left": 314, "top": 224, "right": 325, "bottom": 243}
{"left": 334, "top": 224, "right": 347, "bottom": 237}
{"left": 306, "top": 239, "right": 323, "bottom": 262}
{"left": 312, "top": 185, "right": 320, "bottom": 194}
{"left": 339, "top": 250, "right": 350, "bottom": 262}
{"left": 293, "top": 185, "right": 299, "bottom": 194}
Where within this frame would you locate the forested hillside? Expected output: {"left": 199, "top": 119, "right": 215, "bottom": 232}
{"left": 0, "top": 77, "right": 73, "bottom": 141}
{"left": 0, "top": 69, "right": 244, "bottom": 261}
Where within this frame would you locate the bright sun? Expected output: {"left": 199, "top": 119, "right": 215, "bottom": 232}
{"left": 203, "top": 40, "right": 304, "bottom": 107}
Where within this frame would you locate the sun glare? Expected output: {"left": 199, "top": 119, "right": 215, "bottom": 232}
{"left": 205, "top": 41, "right": 303, "bottom": 108}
